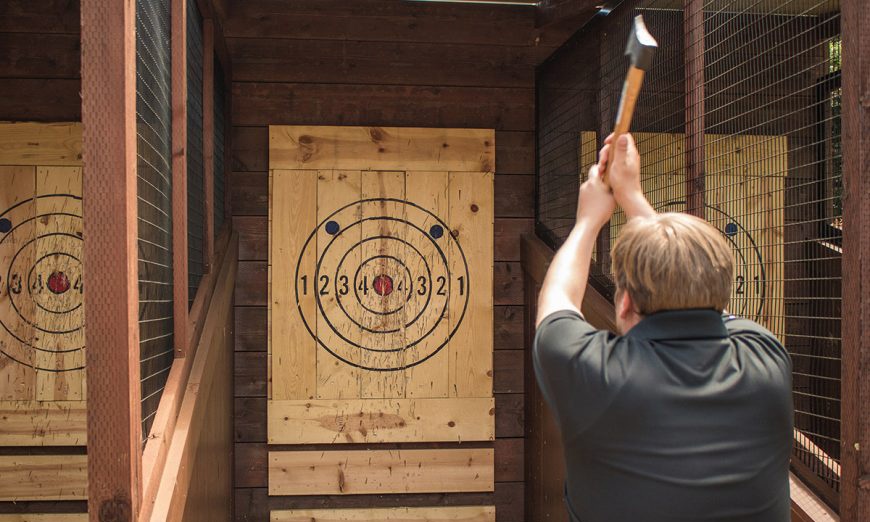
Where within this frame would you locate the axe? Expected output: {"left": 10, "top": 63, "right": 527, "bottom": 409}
{"left": 602, "top": 14, "right": 658, "bottom": 185}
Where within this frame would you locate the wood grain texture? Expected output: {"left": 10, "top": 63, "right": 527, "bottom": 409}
{"left": 269, "top": 127, "right": 494, "bottom": 172}
{"left": 0, "top": 513, "right": 88, "bottom": 522}
{"left": 270, "top": 170, "right": 317, "bottom": 400}
{"left": 0, "top": 123, "right": 82, "bottom": 166}
{"left": 0, "top": 455, "right": 87, "bottom": 501}
{"left": 268, "top": 398, "right": 494, "bottom": 444}
{"left": 268, "top": 449, "right": 494, "bottom": 496}
{"left": 270, "top": 506, "right": 496, "bottom": 522}
{"left": 0, "top": 401, "right": 86, "bottom": 446}
{"left": 447, "top": 172, "right": 494, "bottom": 398}
{"left": 232, "top": 83, "right": 533, "bottom": 131}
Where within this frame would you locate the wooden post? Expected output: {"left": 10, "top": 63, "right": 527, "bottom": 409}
{"left": 172, "top": 0, "right": 190, "bottom": 358}
{"left": 203, "top": 18, "right": 215, "bottom": 270}
{"left": 839, "top": 0, "right": 869, "bottom": 519}
{"left": 80, "top": 0, "right": 142, "bottom": 519}
{"left": 684, "top": 0, "right": 705, "bottom": 217}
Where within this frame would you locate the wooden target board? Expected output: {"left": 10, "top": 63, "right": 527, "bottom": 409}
{"left": 267, "top": 126, "right": 495, "bottom": 501}
{"left": 580, "top": 131, "right": 786, "bottom": 339}
{"left": 0, "top": 123, "right": 86, "bottom": 502}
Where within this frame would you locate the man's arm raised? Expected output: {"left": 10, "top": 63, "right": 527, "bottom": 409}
{"left": 535, "top": 164, "right": 616, "bottom": 327}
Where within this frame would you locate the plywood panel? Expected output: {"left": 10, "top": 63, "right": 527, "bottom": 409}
{"left": 269, "top": 169, "right": 317, "bottom": 400}
{"left": 448, "top": 172, "right": 494, "bottom": 398}
{"left": 0, "top": 455, "right": 87, "bottom": 501}
{"left": 268, "top": 398, "right": 494, "bottom": 444}
{"left": 316, "top": 170, "right": 362, "bottom": 400}
{"left": 358, "top": 170, "right": 407, "bottom": 398}
{"left": 270, "top": 506, "right": 496, "bottom": 522}
{"left": 270, "top": 126, "right": 494, "bottom": 172}
{"left": 0, "top": 401, "right": 86, "bottom": 446}
{"left": 0, "top": 123, "right": 82, "bottom": 166}
{"left": 403, "top": 172, "right": 450, "bottom": 398}
{"left": 268, "top": 448, "right": 494, "bottom": 496}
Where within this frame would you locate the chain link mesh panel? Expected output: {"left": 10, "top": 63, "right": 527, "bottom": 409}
{"left": 536, "top": 0, "right": 842, "bottom": 506}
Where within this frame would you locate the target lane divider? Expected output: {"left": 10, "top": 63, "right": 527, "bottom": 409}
{"left": 270, "top": 506, "right": 496, "bottom": 522}
{"left": 267, "top": 397, "right": 494, "bottom": 444}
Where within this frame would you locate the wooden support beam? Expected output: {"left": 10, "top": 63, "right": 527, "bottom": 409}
{"left": 172, "top": 0, "right": 190, "bottom": 358}
{"left": 840, "top": 0, "right": 869, "bottom": 520}
{"left": 684, "top": 0, "right": 705, "bottom": 217}
{"left": 80, "top": 0, "right": 142, "bottom": 518}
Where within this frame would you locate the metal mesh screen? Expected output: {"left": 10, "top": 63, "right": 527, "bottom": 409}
{"left": 536, "top": 0, "right": 842, "bottom": 507}
{"left": 187, "top": 0, "right": 204, "bottom": 307}
{"left": 213, "top": 55, "right": 226, "bottom": 235}
{"left": 136, "top": 0, "right": 174, "bottom": 442}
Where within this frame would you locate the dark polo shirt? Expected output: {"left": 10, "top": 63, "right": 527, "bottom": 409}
{"left": 533, "top": 309, "right": 792, "bottom": 522}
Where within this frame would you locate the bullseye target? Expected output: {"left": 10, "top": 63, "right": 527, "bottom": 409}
{"left": 0, "top": 190, "right": 84, "bottom": 373}
{"left": 656, "top": 201, "right": 766, "bottom": 321}
{"left": 295, "top": 198, "right": 469, "bottom": 371}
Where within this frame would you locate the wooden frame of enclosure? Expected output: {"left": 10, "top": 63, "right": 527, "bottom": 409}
{"left": 79, "top": 0, "right": 233, "bottom": 520}
{"left": 525, "top": 0, "right": 869, "bottom": 520}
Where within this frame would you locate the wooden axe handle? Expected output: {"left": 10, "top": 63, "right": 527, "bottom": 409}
{"left": 602, "top": 66, "right": 646, "bottom": 185}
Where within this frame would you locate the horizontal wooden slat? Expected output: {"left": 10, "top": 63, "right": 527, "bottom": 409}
{"left": 0, "top": 122, "right": 82, "bottom": 166}
{"left": 0, "top": 455, "right": 87, "bottom": 501}
{"left": 268, "top": 449, "right": 494, "bottom": 496}
{"left": 0, "top": 513, "right": 88, "bottom": 522}
{"left": 0, "top": 1, "right": 81, "bottom": 34}
{"left": 231, "top": 38, "right": 534, "bottom": 88}
{"left": 232, "top": 128, "right": 533, "bottom": 175}
{"left": 235, "top": 482, "right": 525, "bottom": 522}
{"left": 268, "top": 398, "right": 495, "bottom": 444}
{"left": 269, "top": 126, "right": 494, "bottom": 172}
{"left": 270, "top": 506, "right": 496, "bottom": 522}
{"left": 0, "top": 401, "right": 86, "bottom": 446}
{"left": 232, "top": 83, "right": 533, "bottom": 131}
{"left": 225, "top": 0, "right": 545, "bottom": 48}
{"left": 0, "top": 33, "right": 81, "bottom": 79}
{"left": 0, "top": 79, "right": 81, "bottom": 122}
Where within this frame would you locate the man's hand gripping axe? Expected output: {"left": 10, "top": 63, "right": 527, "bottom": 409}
{"left": 602, "top": 15, "right": 658, "bottom": 186}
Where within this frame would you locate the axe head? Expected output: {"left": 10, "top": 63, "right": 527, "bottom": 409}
{"left": 625, "top": 15, "right": 658, "bottom": 71}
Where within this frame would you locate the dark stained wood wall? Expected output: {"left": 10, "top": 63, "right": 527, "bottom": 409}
{"left": 0, "top": 1, "right": 81, "bottom": 122}
{"left": 226, "top": 1, "right": 571, "bottom": 520}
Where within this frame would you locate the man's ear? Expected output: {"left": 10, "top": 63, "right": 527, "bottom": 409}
{"left": 617, "top": 290, "right": 633, "bottom": 320}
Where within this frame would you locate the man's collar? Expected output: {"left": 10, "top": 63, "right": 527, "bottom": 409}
{"left": 626, "top": 309, "right": 728, "bottom": 341}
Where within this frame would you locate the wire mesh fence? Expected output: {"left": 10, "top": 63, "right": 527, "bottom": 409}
{"left": 136, "top": 0, "right": 174, "bottom": 443}
{"left": 536, "top": 0, "right": 842, "bottom": 507}
{"left": 214, "top": 55, "right": 226, "bottom": 236}
{"left": 187, "top": 0, "right": 205, "bottom": 308}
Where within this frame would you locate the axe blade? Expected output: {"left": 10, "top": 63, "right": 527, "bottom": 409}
{"left": 625, "top": 15, "right": 658, "bottom": 71}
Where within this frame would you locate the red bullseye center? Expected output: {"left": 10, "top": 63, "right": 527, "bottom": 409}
{"left": 372, "top": 274, "right": 394, "bottom": 296}
{"left": 47, "top": 271, "right": 71, "bottom": 294}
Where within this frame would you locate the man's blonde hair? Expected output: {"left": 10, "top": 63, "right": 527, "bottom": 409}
{"left": 611, "top": 213, "right": 734, "bottom": 314}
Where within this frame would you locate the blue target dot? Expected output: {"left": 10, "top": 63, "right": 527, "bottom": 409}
{"left": 724, "top": 222, "right": 738, "bottom": 236}
{"left": 325, "top": 221, "right": 340, "bottom": 235}
{"left": 429, "top": 225, "right": 444, "bottom": 239}
{"left": 0, "top": 218, "right": 11, "bottom": 233}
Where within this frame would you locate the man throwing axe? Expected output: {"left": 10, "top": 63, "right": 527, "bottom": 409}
{"left": 533, "top": 133, "right": 793, "bottom": 522}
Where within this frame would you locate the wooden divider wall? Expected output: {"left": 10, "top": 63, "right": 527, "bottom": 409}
{"left": 225, "top": 1, "right": 575, "bottom": 519}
